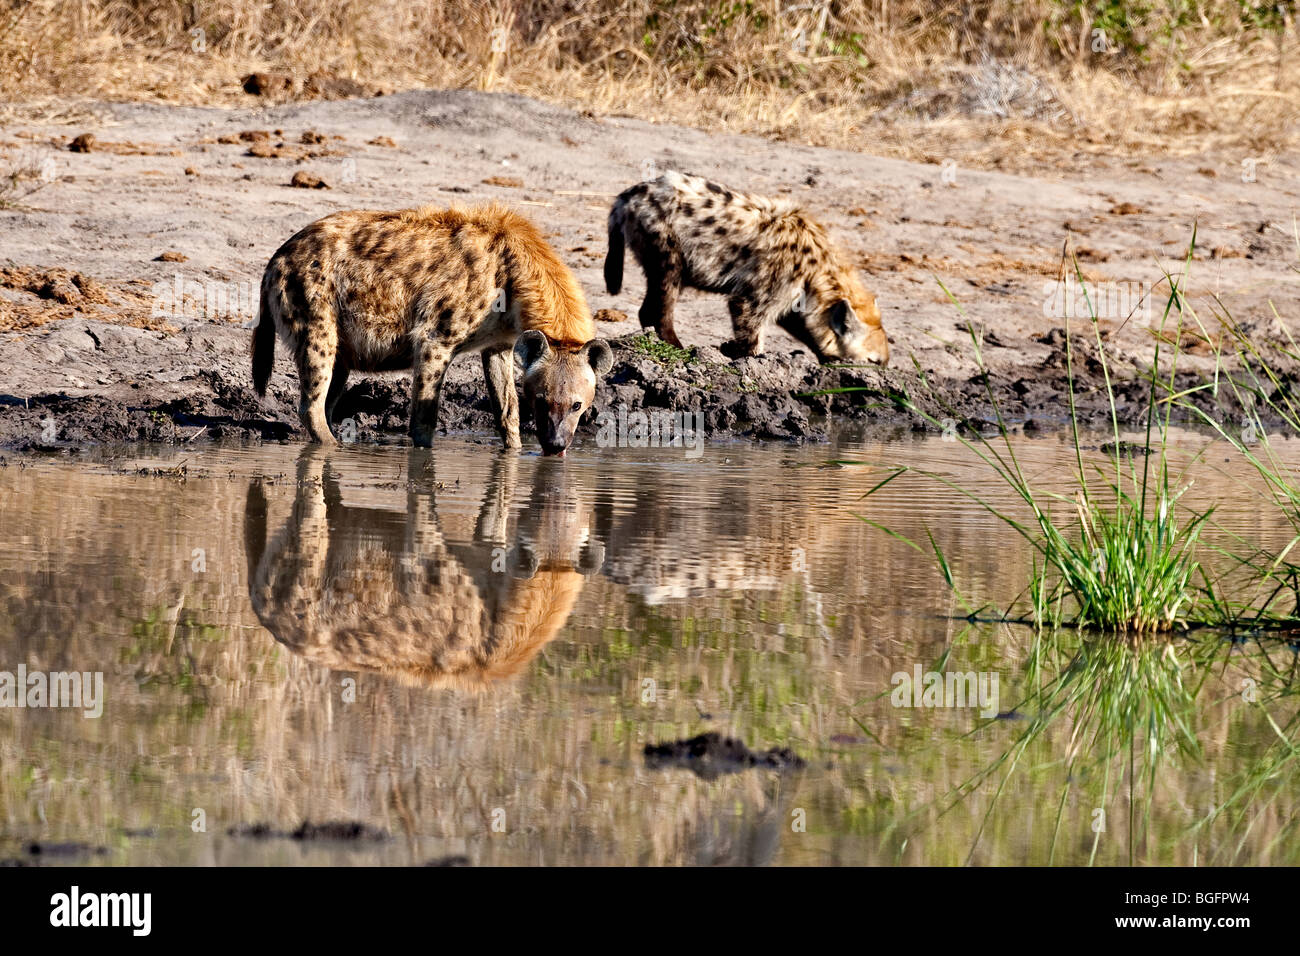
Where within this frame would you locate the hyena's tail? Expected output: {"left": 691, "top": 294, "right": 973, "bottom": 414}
{"left": 604, "top": 205, "right": 625, "bottom": 296}
{"left": 252, "top": 280, "right": 276, "bottom": 397}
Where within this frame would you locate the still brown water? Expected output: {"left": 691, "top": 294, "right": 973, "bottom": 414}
{"left": 1, "top": 431, "right": 1296, "bottom": 865}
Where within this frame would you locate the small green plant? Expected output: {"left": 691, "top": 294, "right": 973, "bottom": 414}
{"left": 627, "top": 332, "right": 696, "bottom": 366}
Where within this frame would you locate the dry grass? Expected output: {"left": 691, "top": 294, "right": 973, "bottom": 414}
{"left": 0, "top": 1, "right": 1297, "bottom": 168}
{"left": 0, "top": 148, "right": 50, "bottom": 209}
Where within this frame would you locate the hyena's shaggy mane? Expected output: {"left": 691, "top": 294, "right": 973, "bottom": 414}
{"left": 753, "top": 203, "right": 887, "bottom": 356}
{"left": 760, "top": 207, "right": 875, "bottom": 309}
{"left": 756, "top": 205, "right": 838, "bottom": 265}
{"left": 398, "top": 203, "right": 593, "bottom": 349}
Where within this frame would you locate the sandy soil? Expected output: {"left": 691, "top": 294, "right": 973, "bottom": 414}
{"left": 1, "top": 89, "right": 1298, "bottom": 449}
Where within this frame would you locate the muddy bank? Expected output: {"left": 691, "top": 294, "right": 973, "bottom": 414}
{"left": 2, "top": 90, "right": 1298, "bottom": 451}
{"left": 0, "top": 324, "right": 1280, "bottom": 452}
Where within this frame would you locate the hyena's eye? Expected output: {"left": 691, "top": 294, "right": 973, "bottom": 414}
{"left": 570, "top": 401, "right": 583, "bottom": 412}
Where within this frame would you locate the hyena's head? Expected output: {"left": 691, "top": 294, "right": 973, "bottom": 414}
{"left": 514, "top": 330, "right": 615, "bottom": 457}
{"left": 781, "top": 271, "right": 890, "bottom": 366}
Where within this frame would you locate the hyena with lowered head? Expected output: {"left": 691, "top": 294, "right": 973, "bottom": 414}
{"left": 605, "top": 171, "right": 889, "bottom": 365}
{"left": 252, "top": 204, "right": 614, "bottom": 455}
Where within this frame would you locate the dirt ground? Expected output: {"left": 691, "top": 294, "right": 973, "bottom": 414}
{"left": 1, "top": 89, "right": 1298, "bottom": 450}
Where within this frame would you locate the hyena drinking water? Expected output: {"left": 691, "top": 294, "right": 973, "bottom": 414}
{"left": 252, "top": 204, "right": 614, "bottom": 454}
{"left": 605, "top": 171, "right": 889, "bottom": 365}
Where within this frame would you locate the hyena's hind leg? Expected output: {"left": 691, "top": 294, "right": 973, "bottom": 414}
{"left": 482, "top": 346, "right": 521, "bottom": 449}
{"left": 295, "top": 339, "right": 340, "bottom": 445}
{"left": 628, "top": 223, "right": 685, "bottom": 349}
{"left": 281, "top": 447, "right": 337, "bottom": 594}
{"left": 324, "top": 358, "right": 350, "bottom": 428}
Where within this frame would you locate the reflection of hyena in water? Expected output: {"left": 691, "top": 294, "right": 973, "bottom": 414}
{"left": 243, "top": 448, "right": 607, "bottom": 690}
{"left": 605, "top": 171, "right": 889, "bottom": 365}
{"left": 252, "top": 204, "right": 613, "bottom": 454}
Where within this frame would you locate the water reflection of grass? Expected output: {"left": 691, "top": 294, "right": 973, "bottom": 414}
{"left": 953, "top": 629, "right": 1203, "bottom": 864}
{"left": 124, "top": 605, "right": 226, "bottom": 720}
{"left": 1187, "top": 634, "right": 1300, "bottom": 861}
{"left": 895, "top": 626, "right": 1300, "bottom": 864}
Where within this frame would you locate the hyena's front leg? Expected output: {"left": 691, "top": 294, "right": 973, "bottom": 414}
{"left": 409, "top": 339, "right": 455, "bottom": 448}
{"left": 473, "top": 451, "right": 519, "bottom": 544}
{"left": 481, "top": 346, "right": 521, "bottom": 449}
{"left": 721, "top": 295, "right": 765, "bottom": 359}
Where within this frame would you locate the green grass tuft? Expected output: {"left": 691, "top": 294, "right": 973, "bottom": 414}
{"left": 626, "top": 333, "right": 696, "bottom": 366}
{"left": 854, "top": 241, "right": 1218, "bottom": 633}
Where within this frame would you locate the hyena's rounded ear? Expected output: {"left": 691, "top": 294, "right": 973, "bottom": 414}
{"left": 514, "top": 329, "right": 551, "bottom": 371}
{"left": 580, "top": 339, "right": 614, "bottom": 377}
{"left": 829, "top": 299, "right": 862, "bottom": 340}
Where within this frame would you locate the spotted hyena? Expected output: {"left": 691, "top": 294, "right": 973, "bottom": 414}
{"left": 605, "top": 171, "right": 888, "bottom": 365}
{"left": 252, "top": 204, "right": 614, "bottom": 454}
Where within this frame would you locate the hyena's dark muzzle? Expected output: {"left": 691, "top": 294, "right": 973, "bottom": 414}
{"left": 535, "top": 399, "right": 579, "bottom": 457}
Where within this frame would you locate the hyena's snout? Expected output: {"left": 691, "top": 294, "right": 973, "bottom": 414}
{"left": 534, "top": 399, "right": 580, "bottom": 457}
{"left": 854, "top": 324, "right": 890, "bottom": 367}
{"left": 515, "top": 330, "right": 615, "bottom": 457}
{"left": 826, "top": 295, "right": 889, "bottom": 367}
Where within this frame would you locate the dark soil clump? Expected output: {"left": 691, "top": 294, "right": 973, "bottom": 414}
{"left": 226, "top": 820, "right": 389, "bottom": 841}
{"left": 644, "top": 732, "right": 806, "bottom": 780}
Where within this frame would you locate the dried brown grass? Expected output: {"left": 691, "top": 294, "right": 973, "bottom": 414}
{"left": 1, "top": 0, "right": 1297, "bottom": 168}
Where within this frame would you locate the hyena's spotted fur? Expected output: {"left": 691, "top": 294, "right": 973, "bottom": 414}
{"left": 605, "top": 171, "right": 889, "bottom": 365}
{"left": 253, "top": 204, "right": 613, "bottom": 454}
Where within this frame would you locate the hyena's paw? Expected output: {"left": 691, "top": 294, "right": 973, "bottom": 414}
{"left": 719, "top": 339, "right": 757, "bottom": 361}
{"left": 657, "top": 327, "right": 685, "bottom": 350}
{"left": 641, "top": 323, "right": 684, "bottom": 350}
